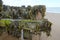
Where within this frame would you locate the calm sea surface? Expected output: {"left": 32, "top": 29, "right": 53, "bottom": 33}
{"left": 46, "top": 7, "right": 60, "bottom": 13}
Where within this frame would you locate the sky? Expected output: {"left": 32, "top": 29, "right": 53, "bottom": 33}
{"left": 2, "top": 0, "right": 60, "bottom": 7}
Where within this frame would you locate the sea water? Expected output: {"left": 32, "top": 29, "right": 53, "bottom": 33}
{"left": 46, "top": 7, "right": 60, "bottom": 13}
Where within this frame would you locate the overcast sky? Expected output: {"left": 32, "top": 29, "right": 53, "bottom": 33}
{"left": 2, "top": 0, "right": 60, "bottom": 7}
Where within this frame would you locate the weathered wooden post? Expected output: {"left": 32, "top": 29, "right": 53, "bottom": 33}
{"left": 21, "top": 29, "right": 24, "bottom": 40}
{"left": 0, "top": 0, "right": 3, "bottom": 12}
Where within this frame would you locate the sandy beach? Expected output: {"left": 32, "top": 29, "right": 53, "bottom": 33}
{"left": 41, "top": 12, "right": 60, "bottom": 40}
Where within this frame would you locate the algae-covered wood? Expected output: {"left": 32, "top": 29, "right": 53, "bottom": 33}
{"left": 0, "top": 0, "right": 52, "bottom": 40}
{"left": 0, "top": 19, "right": 52, "bottom": 37}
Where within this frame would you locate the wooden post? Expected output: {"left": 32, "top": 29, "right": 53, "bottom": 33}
{"left": 21, "top": 29, "right": 24, "bottom": 40}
